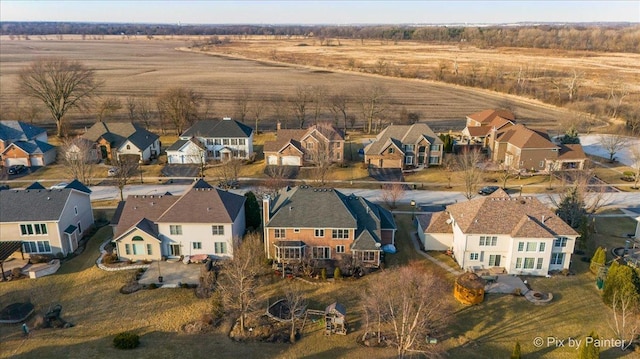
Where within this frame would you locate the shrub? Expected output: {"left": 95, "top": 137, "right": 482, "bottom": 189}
{"left": 320, "top": 268, "right": 327, "bottom": 280}
{"left": 29, "top": 254, "right": 53, "bottom": 264}
{"left": 11, "top": 267, "right": 22, "bottom": 278}
{"left": 103, "top": 253, "right": 118, "bottom": 264}
{"left": 148, "top": 283, "right": 158, "bottom": 289}
{"left": 137, "top": 268, "right": 145, "bottom": 273}
{"left": 334, "top": 267, "right": 342, "bottom": 279}
{"left": 113, "top": 332, "right": 140, "bottom": 350}
{"left": 590, "top": 247, "right": 606, "bottom": 274}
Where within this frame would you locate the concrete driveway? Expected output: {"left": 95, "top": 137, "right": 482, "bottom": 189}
{"left": 161, "top": 164, "right": 200, "bottom": 178}
{"left": 139, "top": 260, "right": 202, "bottom": 287}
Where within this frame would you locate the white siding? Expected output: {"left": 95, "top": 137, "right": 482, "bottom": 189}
{"left": 158, "top": 222, "right": 236, "bottom": 259}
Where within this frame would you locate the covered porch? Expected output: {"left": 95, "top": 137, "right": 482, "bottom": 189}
{"left": 0, "top": 241, "right": 26, "bottom": 281}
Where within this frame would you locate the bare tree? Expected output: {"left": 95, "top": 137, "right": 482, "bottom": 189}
{"left": 359, "top": 84, "right": 388, "bottom": 134}
{"left": 96, "top": 97, "right": 122, "bottom": 122}
{"left": 363, "top": 264, "right": 450, "bottom": 358}
{"left": 607, "top": 81, "right": 630, "bottom": 119}
{"left": 599, "top": 133, "right": 628, "bottom": 162}
{"left": 113, "top": 155, "right": 140, "bottom": 201}
{"left": 441, "top": 154, "right": 456, "bottom": 189}
{"left": 380, "top": 183, "right": 406, "bottom": 210}
{"left": 59, "top": 137, "right": 97, "bottom": 185}
{"left": 270, "top": 94, "right": 290, "bottom": 129}
{"left": 19, "top": 57, "right": 102, "bottom": 137}
{"left": 328, "top": 91, "right": 350, "bottom": 133}
{"left": 126, "top": 97, "right": 153, "bottom": 129}
{"left": 609, "top": 289, "right": 639, "bottom": 351}
{"left": 456, "top": 148, "right": 484, "bottom": 200}
{"left": 235, "top": 89, "right": 251, "bottom": 123}
{"left": 217, "top": 233, "right": 265, "bottom": 334}
{"left": 290, "top": 85, "right": 312, "bottom": 129}
{"left": 250, "top": 98, "right": 266, "bottom": 134}
{"left": 264, "top": 165, "right": 290, "bottom": 193}
{"left": 310, "top": 85, "right": 328, "bottom": 125}
{"left": 156, "top": 87, "right": 203, "bottom": 135}
{"left": 213, "top": 158, "right": 242, "bottom": 187}
{"left": 630, "top": 146, "right": 640, "bottom": 190}
{"left": 283, "top": 282, "right": 307, "bottom": 343}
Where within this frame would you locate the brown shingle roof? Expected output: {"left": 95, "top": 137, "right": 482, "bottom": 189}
{"left": 558, "top": 144, "right": 587, "bottom": 160}
{"left": 467, "top": 109, "right": 515, "bottom": 124}
{"left": 447, "top": 195, "right": 577, "bottom": 237}
{"left": 113, "top": 195, "right": 178, "bottom": 238}
{"left": 418, "top": 212, "right": 453, "bottom": 234}
{"left": 156, "top": 185, "right": 245, "bottom": 224}
{"left": 364, "top": 123, "right": 442, "bottom": 155}
{"left": 263, "top": 129, "right": 307, "bottom": 153}
{"left": 498, "top": 124, "right": 557, "bottom": 149}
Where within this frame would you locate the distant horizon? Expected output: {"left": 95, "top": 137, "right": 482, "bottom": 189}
{"left": 1, "top": 1, "right": 638, "bottom": 25}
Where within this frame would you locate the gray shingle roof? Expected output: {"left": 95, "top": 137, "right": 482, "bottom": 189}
{"left": 182, "top": 119, "right": 253, "bottom": 138}
{"left": 6, "top": 140, "right": 55, "bottom": 155}
{"left": 0, "top": 189, "right": 77, "bottom": 222}
{"left": 26, "top": 182, "right": 46, "bottom": 190}
{"left": 65, "top": 179, "right": 92, "bottom": 194}
{"left": 166, "top": 139, "right": 188, "bottom": 151}
{"left": 351, "top": 230, "right": 380, "bottom": 250}
{"left": 82, "top": 122, "right": 158, "bottom": 150}
{"left": 364, "top": 123, "right": 442, "bottom": 155}
{"left": 0, "top": 121, "right": 46, "bottom": 142}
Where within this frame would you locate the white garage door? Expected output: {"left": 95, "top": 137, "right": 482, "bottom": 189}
{"left": 30, "top": 157, "right": 44, "bottom": 166}
{"left": 282, "top": 156, "right": 301, "bottom": 166}
{"left": 267, "top": 155, "right": 279, "bottom": 165}
{"left": 5, "top": 157, "right": 29, "bottom": 167}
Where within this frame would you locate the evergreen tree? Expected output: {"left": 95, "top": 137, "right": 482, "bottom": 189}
{"left": 602, "top": 261, "right": 640, "bottom": 307}
{"left": 560, "top": 125, "right": 581, "bottom": 144}
{"left": 577, "top": 331, "right": 599, "bottom": 359}
{"left": 510, "top": 341, "right": 521, "bottom": 359}
{"left": 589, "top": 247, "right": 606, "bottom": 274}
{"left": 556, "top": 185, "right": 586, "bottom": 228}
{"left": 244, "top": 191, "right": 261, "bottom": 232}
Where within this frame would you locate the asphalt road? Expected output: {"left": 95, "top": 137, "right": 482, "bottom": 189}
{"left": 89, "top": 183, "right": 640, "bottom": 209}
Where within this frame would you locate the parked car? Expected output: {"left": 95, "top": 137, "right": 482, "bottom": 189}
{"left": 107, "top": 167, "right": 119, "bottom": 177}
{"left": 7, "top": 165, "right": 26, "bottom": 175}
{"left": 218, "top": 180, "right": 240, "bottom": 189}
{"left": 478, "top": 186, "right": 500, "bottom": 196}
{"left": 50, "top": 182, "right": 69, "bottom": 190}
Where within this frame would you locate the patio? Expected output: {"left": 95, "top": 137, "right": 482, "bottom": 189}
{"left": 138, "top": 260, "right": 202, "bottom": 287}
{"left": 485, "top": 275, "right": 530, "bottom": 295}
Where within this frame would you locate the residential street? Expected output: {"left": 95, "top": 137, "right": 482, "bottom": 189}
{"left": 89, "top": 183, "right": 640, "bottom": 209}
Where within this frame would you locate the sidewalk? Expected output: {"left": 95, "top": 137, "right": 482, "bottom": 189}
{"left": 410, "top": 232, "right": 462, "bottom": 276}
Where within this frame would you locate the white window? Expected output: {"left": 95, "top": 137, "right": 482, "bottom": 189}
{"left": 238, "top": 139, "right": 246, "bottom": 145}
{"left": 336, "top": 245, "right": 345, "bottom": 253}
{"left": 212, "top": 225, "right": 224, "bottom": 235}
{"left": 274, "top": 228, "right": 285, "bottom": 238}
{"left": 20, "top": 224, "right": 48, "bottom": 236}
{"left": 526, "top": 242, "right": 537, "bottom": 251}
{"left": 469, "top": 253, "right": 479, "bottom": 261}
{"left": 74, "top": 206, "right": 78, "bottom": 215}
{"left": 314, "top": 229, "right": 324, "bottom": 237}
{"left": 551, "top": 252, "right": 565, "bottom": 265}
{"left": 126, "top": 144, "right": 131, "bottom": 150}
{"left": 539, "top": 161, "right": 544, "bottom": 168}
{"left": 480, "top": 236, "right": 497, "bottom": 246}
{"left": 539, "top": 242, "right": 546, "bottom": 252}
{"left": 170, "top": 225, "right": 182, "bottom": 235}
{"left": 332, "top": 229, "right": 349, "bottom": 239}
{"left": 523, "top": 258, "right": 535, "bottom": 269}
{"left": 306, "top": 142, "right": 314, "bottom": 149}
{"left": 430, "top": 144, "right": 440, "bottom": 151}
{"left": 214, "top": 139, "right": 221, "bottom": 145}
{"left": 516, "top": 258, "right": 522, "bottom": 269}
{"left": 231, "top": 139, "right": 238, "bottom": 145}
{"left": 517, "top": 242, "right": 524, "bottom": 252}
{"left": 147, "top": 244, "right": 153, "bottom": 255}
{"left": 312, "top": 247, "right": 330, "bottom": 259}
{"left": 77, "top": 222, "right": 82, "bottom": 234}
{"left": 362, "top": 251, "right": 376, "bottom": 262}
{"left": 193, "top": 242, "right": 202, "bottom": 249}
{"left": 554, "top": 237, "right": 568, "bottom": 248}
{"left": 428, "top": 156, "right": 439, "bottom": 164}
{"left": 405, "top": 156, "right": 413, "bottom": 165}
{"left": 223, "top": 139, "right": 229, "bottom": 145}
{"left": 206, "top": 139, "right": 214, "bottom": 146}
{"left": 388, "top": 147, "right": 395, "bottom": 154}
{"left": 293, "top": 228, "right": 300, "bottom": 233}
{"left": 214, "top": 242, "right": 227, "bottom": 254}
{"left": 404, "top": 144, "right": 415, "bottom": 152}
{"left": 125, "top": 243, "right": 131, "bottom": 255}
{"left": 536, "top": 258, "right": 543, "bottom": 269}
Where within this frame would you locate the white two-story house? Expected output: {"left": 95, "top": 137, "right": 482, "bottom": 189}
{"left": 424, "top": 190, "right": 578, "bottom": 276}
{"left": 167, "top": 118, "right": 253, "bottom": 164}
{"left": 0, "top": 180, "right": 94, "bottom": 257}
{"left": 111, "top": 179, "right": 246, "bottom": 261}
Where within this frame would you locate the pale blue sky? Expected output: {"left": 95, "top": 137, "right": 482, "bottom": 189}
{"left": 1, "top": 1, "right": 638, "bottom": 24}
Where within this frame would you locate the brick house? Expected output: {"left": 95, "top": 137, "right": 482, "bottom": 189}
{"left": 0, "top": 121, "right": 56, "bottom": 167}
{"left": 263, "top": 123, "right": 344, "bottom": 167}
{"left": 461, "top": 109, "right": 516, "bottom": 148}
{"left": 364, "top": 123, "right": 443, "bottom": 169}
{"left": 262, "top": 186, "right": 396, "bottom": 268}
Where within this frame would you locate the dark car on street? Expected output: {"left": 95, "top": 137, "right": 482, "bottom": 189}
{"left": 7, "top": 165, "right": 26, "bottom": 175}
{"left": 478, "top": 186, "right": 500, "bottom": 196}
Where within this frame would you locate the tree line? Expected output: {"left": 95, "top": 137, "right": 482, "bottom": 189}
{"left": 2, "top": 22, "right": 639, "bottom": 53}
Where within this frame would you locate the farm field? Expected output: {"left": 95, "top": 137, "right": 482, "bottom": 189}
{"left": 0, "top": 36, "right": 582, "bottom": 134}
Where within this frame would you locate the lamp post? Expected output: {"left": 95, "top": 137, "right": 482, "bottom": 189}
{"left": 519, "top": 185, "right": 523, "bottom": 197}
{"left": 410, "top": 199, "right": 416, "bottom": 220}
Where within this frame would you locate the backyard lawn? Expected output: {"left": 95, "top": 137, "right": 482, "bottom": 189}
{"left": 1, "top": 213, "right": 637, "bottom": 358}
